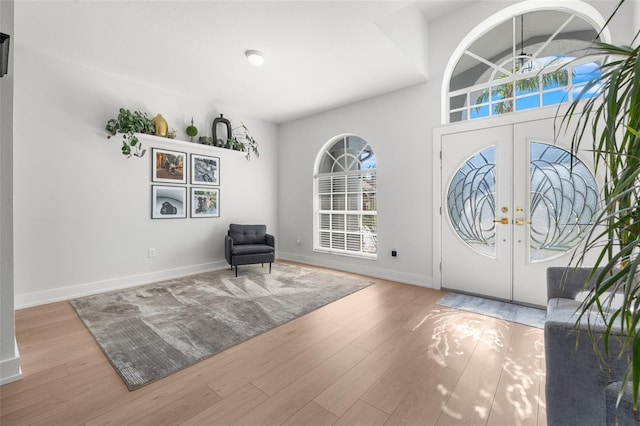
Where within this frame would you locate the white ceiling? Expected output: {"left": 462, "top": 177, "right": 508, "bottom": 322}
{"left": 17, "top": 0, "right": 474, "bottom": 123}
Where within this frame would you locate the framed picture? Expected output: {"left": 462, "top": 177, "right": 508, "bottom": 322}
{"left": 191, "top": 187, "right": 220, "bottom": 218}
{"left": 152, "top": 148, "right": 187, "bottom": 184}
{"left": 152, "top": 185, "right": 187, "bottom": 219}
{"left": 191, "top": 154, "right": 220, "bottom": 186}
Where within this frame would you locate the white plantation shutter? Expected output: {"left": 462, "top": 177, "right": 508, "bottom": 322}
{"left": 314, "top": 136, "right": 377, "bottom": 258}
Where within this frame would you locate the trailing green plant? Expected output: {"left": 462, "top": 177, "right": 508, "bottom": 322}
{"left": 226, "top": 136, "right": 246, "bottom": 152}
{"left": 560, "top": 0, "right": 640, "bottom": 410}
{"left": 105, "top": 108, "right": 155, "bottom": 158}
{"left": 227, "top": 122, "right": 259, "bottom": 160}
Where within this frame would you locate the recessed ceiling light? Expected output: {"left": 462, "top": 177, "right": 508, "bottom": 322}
{"left": 245, "top": 50, "right": 265, "bottom": 67}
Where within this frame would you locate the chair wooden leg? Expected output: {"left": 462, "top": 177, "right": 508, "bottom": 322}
{"left": 235, "top": 265, "right": 238, "bottom": 277}
{"left": 269, "top": 262, "right": 272, "bottom": 274}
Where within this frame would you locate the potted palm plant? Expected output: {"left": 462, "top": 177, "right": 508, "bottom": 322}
{"left": 562, "top": 0, "right": 640, "bottom": 410}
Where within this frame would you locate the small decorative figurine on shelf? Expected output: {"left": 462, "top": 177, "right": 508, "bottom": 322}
{"left": 198, "top": 136, "right": 214, "bottom": 145}
{"left": 212, "top": 114, "right": 232, "bottom": 148}
{"left": 186, "top": 118, "right": 198, "bottom": 142}
{"left": 152, "top": 114, "right": 168, "bottom": 137}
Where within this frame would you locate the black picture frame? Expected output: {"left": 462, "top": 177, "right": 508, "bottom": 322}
{"left": 152, "top": 148, "right": 187, "bottom": 184}
{"left": 190, "top": 187, "right": 220, "bottom": 218}
{"left": 190, "top": 154, "right": 220, "bottom": 186}
{"left": 152, "top": 185, "right": 187, "bottom": 219}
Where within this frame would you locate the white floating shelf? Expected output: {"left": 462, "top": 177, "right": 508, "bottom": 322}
{"left": 135, "top": 133, "right": 247, "bottom": 156}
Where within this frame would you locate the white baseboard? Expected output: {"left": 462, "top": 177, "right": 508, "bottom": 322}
{"left": 14, "top": 255, "right": 432, "bottom": 309}
{"left": 0, "top": 340, "right": 22, "bottom": 386}
{"left": 15, "top": 260, "right": 229, "bottom": 309}
{"left": 278, "top": 252, "right": 434, "bottom": 289}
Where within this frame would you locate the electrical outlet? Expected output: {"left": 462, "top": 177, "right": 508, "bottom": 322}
{"left": 148, "top": 248, "right": 156, "bottom": 258}
{"left": 392, "top": 249, "right": 397, "bottom": 257}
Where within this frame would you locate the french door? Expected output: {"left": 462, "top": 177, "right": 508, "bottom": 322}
{"left": 440, "top": 118, "right": 598, "bottom": 306}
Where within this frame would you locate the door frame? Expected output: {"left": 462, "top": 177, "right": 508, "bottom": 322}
{"left": 432, "top": 106, "right": 582, "bottom": 292}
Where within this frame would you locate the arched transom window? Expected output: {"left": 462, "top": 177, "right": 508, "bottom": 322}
{"left": 447, "top": 9, "right": 604, "bottom": 123}
{"left": 314, "top": 135, "right": 377, "bottom": 258}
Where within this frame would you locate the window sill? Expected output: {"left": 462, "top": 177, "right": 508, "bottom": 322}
{"left": 313, "top": 248, "right": 377, "bottom": 261}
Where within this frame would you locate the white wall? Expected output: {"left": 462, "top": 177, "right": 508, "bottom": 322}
{"left": 0, "top": 0, "right": 21, "bottom": 386}
{"left": 633, "top": 0, "right": 640, "bottom": 39}
{"left": 8, "top": 0, "right": 635, "bottom": 305}
{"left": 278, "top": 83, "right": 433, "bottom": 286}
{"left": 277, "top": 1, "right": 512, "bottom": 287}
{"left": 12, "top": 10, "right": 278, "bottom": 308}
{"left": 277, "top": 0, "right": 632, "bottom": 287}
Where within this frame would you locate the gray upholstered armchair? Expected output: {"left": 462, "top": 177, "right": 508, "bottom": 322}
{"left": 545, "top": 267, "right": 632, "bottom": 426}
{"left": 224, "top": 224, "right": 275, "bottom": 277}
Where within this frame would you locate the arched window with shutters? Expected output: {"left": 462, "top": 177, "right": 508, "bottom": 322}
{"left": 313, "top": 134, "right": 377, "bottom": 258}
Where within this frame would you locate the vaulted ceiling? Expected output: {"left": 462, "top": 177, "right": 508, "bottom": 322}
{"left": 16, "top": 1, "right": 473, "bottom": 123}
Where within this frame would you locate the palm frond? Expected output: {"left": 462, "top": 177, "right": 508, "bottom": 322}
{"left": 561, "top": 12, "right": 640, "bottom": 408}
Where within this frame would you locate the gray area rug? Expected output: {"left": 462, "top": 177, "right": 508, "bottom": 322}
{"left": 437, "top": 292, "right": 547, "bottom": 329}
{"left": 70, "top": 263, "right": 372, "bottom": 390}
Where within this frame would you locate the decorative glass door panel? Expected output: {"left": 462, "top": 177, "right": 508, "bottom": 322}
{"left": 441, "top": 119, "right": 598, "bottom": 306}
{"left": 529, "top": 142, "right": 598, "bottom": 262}
{"left": 447, "top": 147, "right": 496, "bottom": 258}
{"left": 441, "top": 126, "right": 513, "bottom": 302}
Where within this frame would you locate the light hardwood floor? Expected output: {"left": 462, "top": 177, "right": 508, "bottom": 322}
{"left": 0, "top": 263, "right": 546, "bottom": 425}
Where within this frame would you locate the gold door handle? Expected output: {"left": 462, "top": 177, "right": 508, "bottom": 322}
{"left": 515, "top": 219, "right": 531, "bottom": 225}
{"left": 494, "top": 218, "right": 509, "bottom": 225}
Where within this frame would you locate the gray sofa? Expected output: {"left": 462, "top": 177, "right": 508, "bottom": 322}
{"left": 605, "top": 381, "right": 640, "bottom": 425}
{"left": 545, "top": 267, "right": 635, "bottom": 425}
{"left": 224, "top": 224, "right": 275, "bottom": 277}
